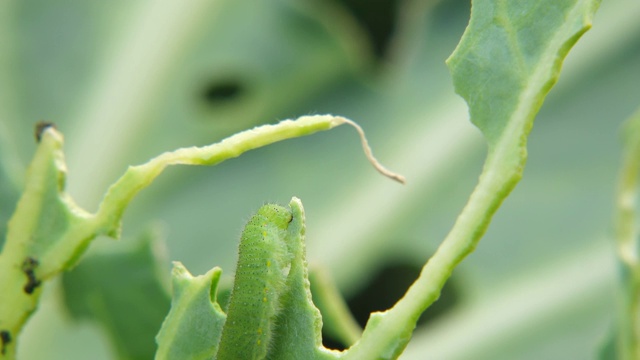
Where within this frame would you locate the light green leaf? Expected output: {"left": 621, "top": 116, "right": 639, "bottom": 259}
{"left": 447, "top": 0, "right": 601, "bottom": 147}
{"left": 343, "top": 1, "right": 602, "bottom": 358}
{"left": 0, "top": 126, "right": 96, "bottom": 358}
{"left": 155, "top": 263, "right": 226, "bottom": 360}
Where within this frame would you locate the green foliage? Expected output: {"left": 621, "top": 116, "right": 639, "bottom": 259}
{"left": 448, "top": 0, "right": 601, "bottom": 146}
{"left": 342, "top": 1, "right": 602, "bottom": 357}
{"left": 0, "top": 127, "right": 96, "bottom": 359}
{"left": 1, "top": 0, "right": 640, "bottom": 359}
{"left": 155, "top": 263, "right": 226, "bottom": 360}
{"left": 62, "top": 230, "right": 171, "bottom": 360}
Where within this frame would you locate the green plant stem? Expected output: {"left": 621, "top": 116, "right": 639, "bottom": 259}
{"left": 614, "top": 107, "right": 640, "bottom": 360}
{"left": 309, "top": 265, "right": 362, "bottom": 347}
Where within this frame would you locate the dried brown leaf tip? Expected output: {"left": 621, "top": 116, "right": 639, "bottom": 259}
{"left": 34, "top": 121, "right": 56, "bottom": 143}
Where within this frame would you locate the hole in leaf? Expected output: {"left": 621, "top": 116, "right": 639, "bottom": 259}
{"left": 201, "top": 80, "right": 245, "bottom": 105}
{"left": 331, "top": 0, "right": 401, "bottom": 58}
{"left": 322, "top": 258, "right": 460, "bottom": 350}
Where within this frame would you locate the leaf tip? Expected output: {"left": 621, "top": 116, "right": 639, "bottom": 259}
{"left": 34, "top": 121, "right": 57, "bottom": 143}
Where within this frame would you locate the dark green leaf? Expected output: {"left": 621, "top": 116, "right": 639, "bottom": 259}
{"left": 62, "top": 230, "right": 171, "bottom": 360}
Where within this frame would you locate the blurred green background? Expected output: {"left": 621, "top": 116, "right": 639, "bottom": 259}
{"left": 1, "top": 0, "right": 640, "bottom": 359}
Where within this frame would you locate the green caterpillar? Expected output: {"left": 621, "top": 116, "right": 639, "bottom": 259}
{"left": 216, "top": 204, "right": 294, "bottom": 360}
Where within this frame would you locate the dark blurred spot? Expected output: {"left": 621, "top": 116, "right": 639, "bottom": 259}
{"left": 322, "top": 258, "right": 460, "bottom": 350}
{"left": 217, "top": 283, "right": 232, "bottom": 312}
{"left": 201, "top": 80, "right": 244, "bottom": 105}
{"left": 332, "top": 0, "right": 401, "bottom": 58}
{"left": 430, "top": 0, "right": 472, "bottom": 30}
{"left": 22, "top": 256, "right": 42, "bottom": 295}
{"left": 348, "top": 260, "right": 460, "bottom": 326}
{"left": 322, "top": 332, "right": 346, "bottom": 350}
{"left": 0, "top": 330, "right": 11, "bottom": 355}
